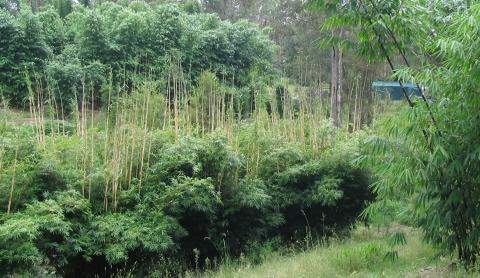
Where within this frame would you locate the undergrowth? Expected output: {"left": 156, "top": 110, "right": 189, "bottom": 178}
{"left": 206, "top": 225, "right": 476, "bottom": 278}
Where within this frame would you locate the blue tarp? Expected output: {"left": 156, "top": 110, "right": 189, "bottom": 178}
{"left": 372, "top": 81, "right": 421, "bottom": 100}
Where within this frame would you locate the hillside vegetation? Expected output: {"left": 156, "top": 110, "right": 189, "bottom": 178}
{"left": 207, "top": 226, "right": 464, "bottom": 278}
{"left": 1, "top": 0, "right": 480, "bottom": 277}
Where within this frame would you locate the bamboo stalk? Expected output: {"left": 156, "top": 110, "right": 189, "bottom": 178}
{"left": 7, "top": 145, "right": 18, "bottom": 214}
{"left": 89, "top": 87, "right": 95, "bottom": 201}
{"left": 138, "top": 87, "right": 151, "bottom": 193}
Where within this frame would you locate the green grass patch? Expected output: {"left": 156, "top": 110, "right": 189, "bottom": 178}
{"left": 204, "top": 226, "right": 475, "bottom": 278}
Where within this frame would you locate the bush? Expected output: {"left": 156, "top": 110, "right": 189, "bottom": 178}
{"left": 139, "top": 135, "right": 371, "bottom": 269}
{"left": 270, "top": 159, "right": 373, "bottom": 240}
{"left": 0, "top": 131, "right": 372, "bottom": 276}
{"left": 0, "top": 190, "right": 91, "bottom": 274}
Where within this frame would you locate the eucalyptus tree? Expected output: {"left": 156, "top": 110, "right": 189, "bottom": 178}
{"left": 200, "top": 0, "right": 331, "bottom": 88}
{"left": 308, "top": 0, "right": 384, "bottom": 128}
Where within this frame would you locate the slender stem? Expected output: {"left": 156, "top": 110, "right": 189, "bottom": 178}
{"left": 7, "top": 145, "right": 18, "bottom": 214}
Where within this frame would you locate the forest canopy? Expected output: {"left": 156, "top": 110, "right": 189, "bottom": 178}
{"left": 0, "top": 1, "right": 276, "bottom": 108}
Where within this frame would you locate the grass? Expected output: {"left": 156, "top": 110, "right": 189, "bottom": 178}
{"left": 202, "top": 225, "right": 475, "bottom": 278}
{"left": 0, "top": 108, "right": 32, "bottom": 123}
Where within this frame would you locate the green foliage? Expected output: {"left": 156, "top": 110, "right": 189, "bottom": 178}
{"left": 271, "top": 159, "right": 373, "bottom": 240}
{"left": 0, "top": 1, "right": 378, "bottom": 276}
{"left": 309, "top": 0, "right": 480, "bottom": 266}
{"left": 182, "top": 0, "right": 202, "bottom": 14}
{"left": 0, "top": 8, "right": 49, "bottom": 105}
{"left": 208, "top": 227, "right": 448, "bottom": 278}
{"left": 308, "top": 0, "right": 430, "bottom": 61}
{"left": 0, "top": 190, "right": 90, "bottom": 273}
{"left": 330, "top": 241, "right": 387, "bottom": 273}
{"left": 89, "top": 210, "right": 180, "bottom": 265}
{"left": 0, "top": 1, "right": 276, "bottom": 109}
{"left": 0, "top": 128, "right": 372, "bottom": 275}
{"left": 409, "top": 5, "right": 480, "bottom": 263}
{"left": 75, "top": 9, "right": 110, "bottom": 63}
{"left": 359, "top": 2, "right": 480, "bottom": 266}
{"left": 37, "top": 7, "right": 66, "bottom": 54}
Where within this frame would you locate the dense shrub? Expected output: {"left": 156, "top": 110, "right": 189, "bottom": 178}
{"left": 0, "top": 8, "right": 50, "bottom": 105}
{"left": 0, "top": 132, "right": 372, "bottom": 276}
{"left": 0, "top": 190, "right": 91, "bottom": 274}
{"left": 0, "top": 1, "right": 276, "bottom": 109}
{"left": 271, "top": 160, "right": 373, "bottom": 240}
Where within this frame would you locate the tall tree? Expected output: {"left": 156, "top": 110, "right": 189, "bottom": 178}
{"left": 329, "top": 28, "right": 343, "bottom": 127}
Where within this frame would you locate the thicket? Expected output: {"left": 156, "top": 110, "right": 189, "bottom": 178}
{"left": 0, "top": 1, "right": 275, "bottom": 111}
{"left": 0, "top": 72, "right": 373, "bottom": 276}
{"left": 0, "top": 121, "right": 372, "bottom": 276}
{"left": 0, "top": 1, "right": 379, "bottom": 276}
{"left": 308, "top": 0, "right": 480, "bottom": 266}
{"left": 363, "top": 3, "right": 480, "bottom": 264}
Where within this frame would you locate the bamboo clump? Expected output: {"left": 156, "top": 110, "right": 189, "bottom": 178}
{"left": 6, "top": 66, "right": 381, "bottom": 213}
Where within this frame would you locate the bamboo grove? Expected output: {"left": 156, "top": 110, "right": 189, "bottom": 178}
{"left": 0, "top": 64, "right": 374, "bottom": 275}
{"left": 2, "top": 0, "right": 480, "bottom": 276}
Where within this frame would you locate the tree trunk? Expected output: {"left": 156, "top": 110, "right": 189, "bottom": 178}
{"left": 337, "top": 43, "right": 343, "bottom": 127}
{"left": 330, "top": 29, "right": 343, "bottom": 128}
{"left": 330, "top": 45, "right": 338, "bottom": 127}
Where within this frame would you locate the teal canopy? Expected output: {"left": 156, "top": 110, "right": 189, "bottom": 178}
{"left": 372, "top": 81, "right": 421, "bottom": 100}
